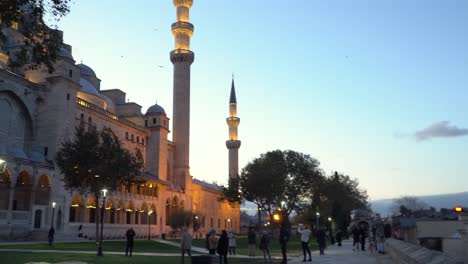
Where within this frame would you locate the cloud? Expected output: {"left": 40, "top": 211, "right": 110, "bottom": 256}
{"left": 414, "top": 121, "right": 468, "bottom": 141}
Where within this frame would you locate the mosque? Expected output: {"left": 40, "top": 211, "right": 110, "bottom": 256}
{"left": 0, "top": 0, "right": 241, "bottom": 240}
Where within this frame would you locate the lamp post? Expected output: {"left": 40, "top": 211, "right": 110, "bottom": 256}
{"left": 0, "top": 159, "right": 6, "bottom": 172}
{"left": 148, "top": 211, "right": 152, "bottom": 240}
{"left": 316, "top": 212, "right": 320, "bottom": 230}
{"left": 51, "top": 202, "right": 56, "bottom": 228}
{"left": 97, "top": 188, "right": 108, "bottom": 256}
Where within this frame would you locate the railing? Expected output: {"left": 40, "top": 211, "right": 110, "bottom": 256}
{"left": 171, "top": 21, "right": 194, "bottom": 32}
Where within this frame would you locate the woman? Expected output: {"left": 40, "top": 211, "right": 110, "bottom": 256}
{"left": 208, "top": 229, "right": 218, "bottom": 255}
{"left": 217, "top": 230, "right": 229, "bottom": 264}
{"left": 228, "top": 229, "right": 237, "bottom": 255}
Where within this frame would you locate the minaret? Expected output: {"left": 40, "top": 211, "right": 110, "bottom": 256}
{"left": 226, "top": 77, "right": 241, "bottom": 178}
{"left": 171, "top": 0, "right": 194, "bottom": 189}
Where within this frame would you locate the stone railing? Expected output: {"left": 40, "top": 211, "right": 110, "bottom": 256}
{"left": 385, "top": 238, "right": 458, "bottom": 264}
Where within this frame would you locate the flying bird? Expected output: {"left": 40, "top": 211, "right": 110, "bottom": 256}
{"left": 157, "top": 65, "right": 164, "bottom": 68}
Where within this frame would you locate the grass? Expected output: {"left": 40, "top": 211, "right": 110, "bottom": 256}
{"left": 0, "top": 252, "right": 286, "bottom": 264}
{"left": 0, "top": 240, "right": 180, "bottom": 253}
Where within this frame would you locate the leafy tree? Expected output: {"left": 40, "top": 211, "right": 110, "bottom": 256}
{"left": 390, "top": 196, "right": 428, "bottom": 216}
{"left": 168, "top": 211, "right": 192, "bottom": 236}
{"left": 239, "top": 150, "right": 324, "bottom": 226}
{"left": 55, "top": 125, "right": 144, "bottom": 241}
{"left": 218, "top": 175, "right": 241, "bottom": 204}
{"left": 0, "top": 0, "right": 71, "bottom": 72}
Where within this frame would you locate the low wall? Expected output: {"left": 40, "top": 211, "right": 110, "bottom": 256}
{"left": 385, "top": 238, "right": 459, "bottom": 264}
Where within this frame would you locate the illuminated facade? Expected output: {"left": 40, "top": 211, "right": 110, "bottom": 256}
{"left": 0, "top": 0, "right": 239, "bottom": 240}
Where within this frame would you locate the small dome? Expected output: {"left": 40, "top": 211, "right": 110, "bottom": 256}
{"left": 58, "top": 47, "right": 74, "bottom": 61}
{"left": 77, "top": 63, "right": 96, "bottom": 77}
{"left": 79, "top": 78, "right": 100, "bottom": 97}
{"left": 146, "top": 104, "right": 166, "bottom": 115}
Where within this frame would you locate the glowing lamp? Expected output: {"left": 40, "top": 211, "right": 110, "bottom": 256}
{"left": 273, "top": 213, "right": 280, "bottom": 221}
{"left": 454, "top": 206, "right": 463, "bottom": 213}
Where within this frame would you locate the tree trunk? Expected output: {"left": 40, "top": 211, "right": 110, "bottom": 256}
{"left": 95, "top": 193, "right": 100, "bottom": 243}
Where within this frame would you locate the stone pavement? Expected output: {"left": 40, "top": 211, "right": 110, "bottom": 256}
{"left": 288, "top": 240, "right": 388, "bottom": 264}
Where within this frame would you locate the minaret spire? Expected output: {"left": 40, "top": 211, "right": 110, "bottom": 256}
{"left": 171, "top": 0, "right": 195, "bottom": 189}
{"left": 226, "top": 78, "right": 241, "bottom": 179}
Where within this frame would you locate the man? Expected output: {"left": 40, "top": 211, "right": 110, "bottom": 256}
{"left": 279, "top": 222, "right": 290, "bottom": 264}
{"left": 360, "top": 225, "right": 367, "bottom": 251}
{"left": 48, "top": 227, "right": 55, "bottom": 246}
{"left": 335, "top": 229, "right": 343, "bottom": 246}
{"left": 180, "top": 227, "right": 192, "bottom": 264}
{"left": 125, "top": 228, "right": 136, "bottom": 256}
{"left": 298, "top": 224, "right": 312, "bottom": 262}
{"left": 316, "top": 227, "right": 326, "bottom": 255}
{"left": 247, "top": 227, "right": 256, "bottom": 257}
{"left": 352, "top": 226, "right": 360, "bottom": 251}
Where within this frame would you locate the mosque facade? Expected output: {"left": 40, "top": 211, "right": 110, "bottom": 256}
{"left": 0, "top": 0, "right": 240, "bottom": 240}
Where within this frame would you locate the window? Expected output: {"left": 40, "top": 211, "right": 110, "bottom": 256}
{"left": 131, "top": 134, "right": 134, "bottom": 141}
{"left": 210, "top": 217, "right": 213, "bottom": 228}
{"left": 142, "top": 139, "right": 145, "bottom": 146}
{"left": 125, "top": 132, "right": 129, "bottom": 140}
{"left": 137, "top": 136, "right": 139, "bottom": 143}
{"left": 43, "top": 147, "right": 48, "bottom": 157}
{"left": 69, "top": 69, "right": 73, "bottom": 78}
{"left": 153, "top": 118, "right": 156, "bottom": 124}
{"left": 218, "top": 218, "right": 220, "bottom": 228}
{"left": 67, "top": 93, "right": 70, "bottom": 100}
{"left": 145, "top": 120, "right": 148, "bottom": 127}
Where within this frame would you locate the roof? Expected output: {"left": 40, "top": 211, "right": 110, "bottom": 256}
{"left": 229, "top": 77, "right": 237, "bottom": 104}
{"left": 146, "top": 103, "right": 166, "bottom": 115}
{"left": 77, "top": 63, "right": 96, "bottom": 77}
{"left": 192, "top": 178, "right": 222, "bottom": 192}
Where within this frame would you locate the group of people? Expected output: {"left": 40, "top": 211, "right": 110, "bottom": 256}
{"left": 351, "top": 215, "right": 386, "bottom": 255}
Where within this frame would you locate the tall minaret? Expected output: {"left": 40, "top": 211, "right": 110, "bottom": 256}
{"left": 171, "top": 0, "right": 195, "bottom": 189}
{"left": 226, "top": 77, "right": 241, "bottom": 178}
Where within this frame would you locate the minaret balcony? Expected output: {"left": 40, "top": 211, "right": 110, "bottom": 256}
{"left": 171, "top": 49, "right": 195, "bottom": 63}
{"left": 173, "top": 0, "right": 193, "bottom": 8}
{"left": 226, "top": 140, "right": 241, "bottom": 149}
{"left": 172, "top": 22, "right": 194, "bottom": 37}
{"left": 226, "top": 117, "right": 240, "bottom": 127}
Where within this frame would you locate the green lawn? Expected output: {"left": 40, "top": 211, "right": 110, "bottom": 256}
{"left": 0, "top": 240, "right": 180, "bottom": 253}
{"left": 0, "top": 252, "right": 285, "bottom": 264}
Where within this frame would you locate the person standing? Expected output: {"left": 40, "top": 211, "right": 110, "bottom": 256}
{"left": 352, "top": 226, "right": 360, "bottom": 251}
{"left": 208, "top": 229, "right": 218, "bottom": 255}
{"left": 360, "top": 225, "right": 367, "bottom": 251}
{"left": 125, "top": 228, "right": 136, "bottom": 256}
{"left": 48, "top": 227, "right": 55, "bottom": 246}
{"left": 260, "top": 230, "right": 272, "bottom": 264}
{"left": 375, "top": 215, "right": 386, "bottom": 254}
{"left": 279, "top": 223, "right": 290, "bottom": 264}
{"left": 316, "top": 227, "right": 326, "bottom": 255}
{"left": 247, "top": 227, "right": 256, "bottom": 257}
{"left": 180, "top": 227, "right": 192, "bottom": 264}
{"left": 335, "top": 229, "right": 343, "bottom": 246}
{"left": 228, "top": 229, "right": 237, "bottom": 255}
{"left": 217, "top": 230, "right": 229, "bottom": 264}
{"left": 298, "top": 224, "right": 312, "bottom": 262}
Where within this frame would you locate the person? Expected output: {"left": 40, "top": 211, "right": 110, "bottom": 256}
{"left": 228, "top": 229, "right": 237, "bottom": 255}
{"left": 208, "top": 229, "right": 218, "bottom": 255}
{"left": 217, "top": 230, "right": 229, "bottom": 264}
{"left": 125, "top": 228, "right": 136, "bottom": 256}
{"left": 279, "top": 222, "right": 290, "bottom": 264}
{"left": 351, "top": 226, "right": 360, "bottom": 251}
{"left": 180, "top": 227, "right": 192, "bottom": 264}
{"left": 335, "top": 229, "right": 343, "bottom": 246}
{"left": 316, "top": 227, "right": 326, "bottom": 255}
{"left": 360, "top": 225, "right": 367, "bottom": 251}
{"left": 247, "top": 227, "right": 256, "bottom": 257}
{"left": 298, "top": 224, "right": 312, "bottom": 262}
{"left": 260, "top": 230, "right": 272, "bottom": 264}
{"left": 375, "top": 215, "right": 386, "bottom": 254}
{"left": 48, "top": 226, "right": 55, "bottom": 246}
{"left": 78, "top": 224, "right": 83, "bottom": 238}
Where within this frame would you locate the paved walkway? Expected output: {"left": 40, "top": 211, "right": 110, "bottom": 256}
{"left": 288, "top": 240, "right": 387, "bottom": 264}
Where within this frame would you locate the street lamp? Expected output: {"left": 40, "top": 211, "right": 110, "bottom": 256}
{"left": 316, "top": 212, "right": 320, "bottom": 230}
{"left": 148, "top": 211, "right": 152, "bottom": 240}
{"left": 328, "top": 217, "right": 332, "bottom": 222}
{"left": 97, "top": 188, "right": 108, "bottom": 256}
{"left": 0, "top": 159, "right": 6, "bottom": 172}
{"left": 51, "top": 202, "right": 56, "bottom": 228}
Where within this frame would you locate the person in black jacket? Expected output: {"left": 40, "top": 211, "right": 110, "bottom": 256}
{"left": 217, "top": 230, "right": 229, "bottom": 264}
{"left": 316, "top": 228, "right": 326, "bottom": 255}
{"left": 48, "top": 227, "right": 55, "bottom": 246}
{"left": 360, "top": 226, "right": 367, "bottom": 251}
{"left": 125, "top": 228, "right": 136, "bottom": 256}
{"left": 335, "top": 229, "right": 343, "bottom": 246}
{"left": 279, "top": 223, "right": 290, "bottom": 264}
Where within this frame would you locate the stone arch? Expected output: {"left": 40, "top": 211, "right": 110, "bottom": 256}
{"left": 0, "top": 168, "right": 11, "bottom": 210}
{"left": 69, "top": 193, "right": 84, "bottom": 223}
{"left": 14, "top": 170, "right": 32, "bottom": 210}
{"left": 165, "top": 198, "right": 171, "bottom": 226}
{"left": 140, "top": 202, "right": 148, "bottom": 225}
{"left": 116, "top": 199, "right": 125, "bottom": 224}
{"left": 126, "top": 200, "right": 134, "bottom": 224}
{"left": 86, "top": 195, "right": 97, "bottom": 223}
{"left": 106, "top": 198, "right": 115, "bottom": 224}
{"left": 34, "top": 174, "right": 51, "bottom": 205}
{"left": 150, "top": 203, "right": 157, "bottom": 225}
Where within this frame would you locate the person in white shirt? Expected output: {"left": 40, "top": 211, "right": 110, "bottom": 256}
{"left": 298, "top": 224, "right": 312, "bottom": 262}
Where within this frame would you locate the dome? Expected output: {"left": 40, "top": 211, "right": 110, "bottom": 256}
{"left": 146, "top": 104, "right": 166, "bottom": 115}
{"left": 77, "top": 63, "right": 96, "bottom": 77}
{"left": 58, "top": 47, "right": 74, "bottom": 61}
{"left": 79, "top": 78, "right": 100, "bottom": 97}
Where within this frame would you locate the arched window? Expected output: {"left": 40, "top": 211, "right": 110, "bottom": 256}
{"left": 14, "top": 171, "right": 32, "bottom": 211}
{"left": 116, "top": 200, "right": 124, "bottom": 224}
{"left": 150, "top": 204, "right": 157, "bottom": 225}
{"left": 69, "top": 193, "right": 84, "bottom": 223}
{"left": 165, "top": 198, "right": 171, "bottom": 226}
{"left": 140, "top": 203, "right": 148, "bottom": 225}
{"left": 0, "top": 169, "right": 11, "bottom": 210}
{"left": 34, "top": 175, "right": 51, "bottom": 205}
{"left": 126, "top": 200, "right": 134, "bottom": 224}
{"left": 86, "top": 196, "right": 96, "bottom": 223}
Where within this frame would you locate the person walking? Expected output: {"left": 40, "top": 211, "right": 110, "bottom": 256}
{"left": 298, "top": 224, "right": 312, "bottom": 262}
{"left": 374, "top": 215, "right": 386, "bottom": 254}
{"left": 260, "top": 230, "right": 272, "bottom": 264}
{"left": 360, "top": 225, "right": 367, "bottom": 251}
{"left": 247, "top": 227, "right": 256, "bottom": 257}
{"left": 352, "top": 226, "right": 360, "bottom": 251}
{"left": 125, "top": 228, "right": 136, "bottom": 256}
{"left": 228, "top": 229, "right": 237, "bottom": 255}
{"left": 208, "top": 229, "right": 218, "bottom": 255}
{"left": 335, "top": 229, "right": 343, "bottom": 246}
{"left": 316, "top": 227, "right": 326, "bottom": 255}
{"left": 217, "top": 230, "right": 229, "bottom": 264}
{"left": 48, "top": 227, "right": 55, "bottom": 246}
{"left": 180, "top": 227, "right": 192, "bottom": 264}
{"left": 279, "top": 222, "right": 290, "bottom": 264}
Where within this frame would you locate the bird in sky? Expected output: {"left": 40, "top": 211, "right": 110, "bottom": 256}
{"left": 157, "top": 65, "right": 164, "bottom": 68}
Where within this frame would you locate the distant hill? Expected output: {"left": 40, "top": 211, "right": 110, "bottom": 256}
{"left": 370, "top": 192, "right": 468, "bottom": 217}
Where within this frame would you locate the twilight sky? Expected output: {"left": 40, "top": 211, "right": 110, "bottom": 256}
{"left": 55, "top": 0, "right": 468, "bottom": 200}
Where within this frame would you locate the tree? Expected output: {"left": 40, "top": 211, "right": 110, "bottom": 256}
{"left": 239, "top": 150, "right": 324, "bottom": 227}
{"left": 0, "top": 0, "right": 71, "bottom": 72}
{"left": 168, "top": 211, "right": 192, "bottom": 236}
{"left": 390, "top": 196, "right": 428, "bottom": 216}
{"left": 218, "top": 175, "right": 241, "bottom": 204}
{"left": 55, "top": 125, "right": 144, "bottom": 241}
